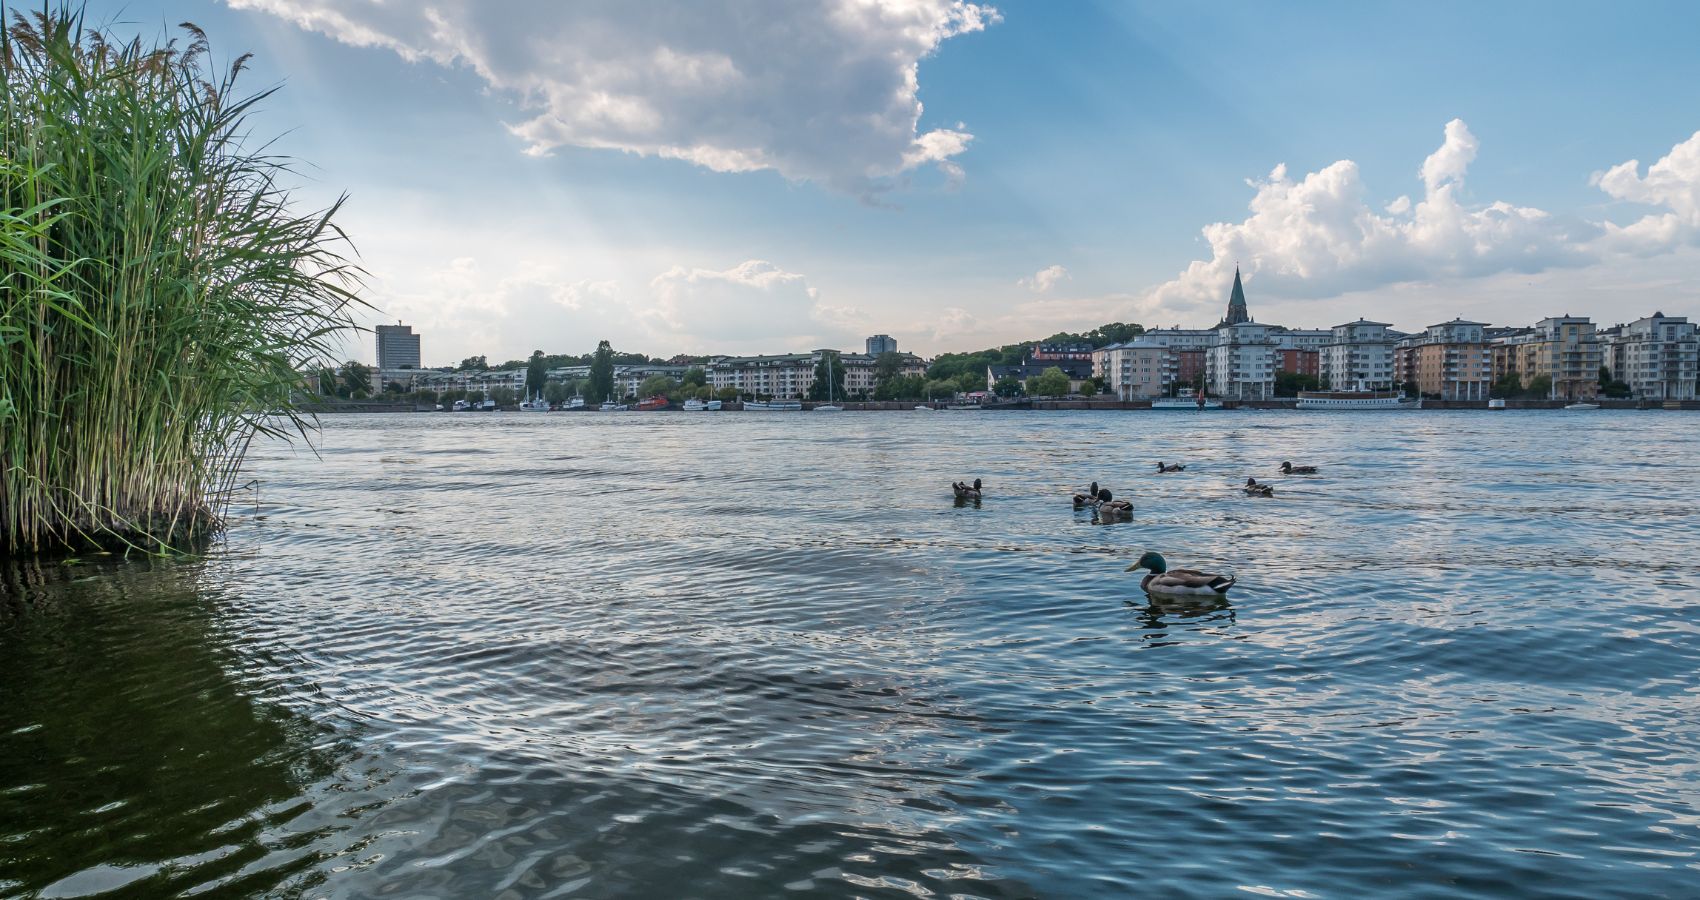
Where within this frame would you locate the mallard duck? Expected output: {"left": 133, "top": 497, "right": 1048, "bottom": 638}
{"left": 953, "top": 478, "right": 982, "bottom": 500}
{"left": 1126, "top": 551, "right": 1235, "bottom": 596}
{"left": 1072, "top": 481, "right": 1100, "bottom": 507}
{"left": 1279, "top": 461, "right": 1317, "bottom": 475}
{"left": 1156, "top": 462, "right": 1185, "bottom": 473}
{"left": 1243, "top": 477, "right": 1274, "bottom": 497}
{"left": 1095, "top": 488, "right": 1132, "bottom": 519}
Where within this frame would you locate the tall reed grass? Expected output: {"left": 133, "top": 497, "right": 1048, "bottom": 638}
{"left": 1, "top": 6, "right": 362, "bottom": 553}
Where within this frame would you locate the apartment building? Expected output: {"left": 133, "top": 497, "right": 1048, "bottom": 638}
{"left": 708, "top": 351, "right": 925, "bottom": 399}
{"left": 1206, "top": 322, "right": 1279, "bottom": 400}
{"left": 1599, "top": 313, "right": 1699, "bottom": 400}
{"left": 1492, "top": 316, "right": 1602, "bottom": 401}
{"left": 1098, "top": 344, "right": 1169, "bottom": 399}
{"left": 1321, "top": 319, "right": 1396, "bottom": 389}
{"left": 1393, "top": 319, "right": 1492, "bottom": 400}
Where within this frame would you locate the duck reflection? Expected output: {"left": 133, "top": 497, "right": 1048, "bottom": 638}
{"left": 1125, "top": 594, "right": 1236, "bottom": 632}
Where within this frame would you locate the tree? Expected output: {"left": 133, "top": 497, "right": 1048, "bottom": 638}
{"left": 1598, "top": 365, "right": 1632, "bottom": 399}
{"left": 1492, "top": 372, "right": 1522, "bottom": 398}
{"left": 340, "top": 361, "right": 372, "bottom": 398}
{"left": 413, "top": 389, "right": 439, "bottom": 406}
{"left": 588, "top": 340, "right": 615, "bottom": 403}
{"left": 638, "top": 374, "right": 677, "bottom": 398}
{"left": 1089, "top": 376, "right": 1107, "bottom": 395}
{"left": 1524, "top": 374, "right": 1552, "bottom": 399}
{"left": 715, "top": 386, "right": 740, "bottom": 402}
{"left": 467, "top": 390, "right": 485, "bottom": 405}
{"left": 458, "top": 355, "right": 489, "bottom": 371}
{"left": 315, "top": 367, "right": 337, "bottom": 396}
{"left": 809, "top": 351, "right": 847, "bottom": 400}
{"left": 954, "top": 371, "right": 983, "bottom": 395}
{"left": 993, "top": 375, "right": 1024, "bottom": 397}
{"left": 543, "top": 382, "right": 569, "bottom": 404}
{"left": 525, "top": 350, "right": 548, "bottom": 398}
{"left": 1274, "top": 371, "right": 1321, "bottom": 397}
{"left": 1027, "top": 366, "right": 1070, "bottom": 398}
{"left": 924, "top": 378, "right": 955, "bottom": 399}
{"left": 680, "top": 367, "right": 707, "bottom": 389}
{"left": 383, "top": 381, "right": 405, "bottom": 394}
{"left": 695, "top": 385, "right": 714, "bottom": 401}
{"left": 490, "top": 386, "right": 517, "bottom": 407}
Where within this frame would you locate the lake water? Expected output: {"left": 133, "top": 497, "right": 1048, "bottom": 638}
{"left": 4, "top": 411, "right": 1699, "bottom": 898}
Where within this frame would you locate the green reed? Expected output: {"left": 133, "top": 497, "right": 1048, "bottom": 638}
{"left": 0, "top": 6, "right": 362, "bottom": 553}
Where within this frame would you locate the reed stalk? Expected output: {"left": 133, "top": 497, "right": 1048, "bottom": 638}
{"left": 0, "top": 5, "right": 362, "bottom": 554}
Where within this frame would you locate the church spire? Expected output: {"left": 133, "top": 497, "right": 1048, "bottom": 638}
{"left": 1224, "top": 266, "right": 1249, "bottom": 325}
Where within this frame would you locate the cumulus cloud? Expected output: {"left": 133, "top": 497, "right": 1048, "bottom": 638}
{"left": 1144, "top": 119, "right": 1593, "bottom": 317}
{"left": 644, "top": 259, "right": 857, "bottom": 351}
{"left": 1593, "top": 129, "right": 1700, "bottom": 251}
{"left": 1018, "top": 264, "right": 1071, "bottom": 293}
{"left": 226, "top": 0, "right": 997, "bottom": 194}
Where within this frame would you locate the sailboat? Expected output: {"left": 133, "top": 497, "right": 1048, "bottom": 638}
{"left": 814, "top": 354, "right": 843, "bottom": 412}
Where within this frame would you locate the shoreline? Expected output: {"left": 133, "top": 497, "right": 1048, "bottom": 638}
{"left": 308, "top": 398, "right": 1700, "bottom": 413}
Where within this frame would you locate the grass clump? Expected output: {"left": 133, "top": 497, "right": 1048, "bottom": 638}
{"left": 1, "top": 5, "right": 362, "bottom": 554}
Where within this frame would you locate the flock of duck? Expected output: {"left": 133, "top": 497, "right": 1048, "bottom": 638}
{"left": 950, "top": 460, "right": 1322, "bottom": 599}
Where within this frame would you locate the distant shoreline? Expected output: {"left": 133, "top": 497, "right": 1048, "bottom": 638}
{"left": 308, "top": 398, "right": 1700, "bottom": 413}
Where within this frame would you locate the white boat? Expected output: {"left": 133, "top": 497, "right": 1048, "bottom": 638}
{"left": 913, "top": 404, "right": 935, "bottom": 411}
{"left": 1151, "top": 389, "right": 1222, "bottom": 410}
{"left": 705, "top": 399, "right": 722, "bottom": 411}
{"left": 945, "top": 403, "right": 980, "bottom": 411}
{"left": 1296, "top": 384, "right": 1420, "bottom": 410}
{"left": 1564, "top": 402, "right": 1601, "bottom": 410}
{"left": 518, "top": 394, "right": 549, "bottom": 411}
{"left": 744, "top": 398, "right": 802, "bottom": 411}
{"left": 682, "top": 398, "right": 706, "bottom": 411}
{"left": 566, "top": 395, "right": 586, "bottom": 410}
{"left": 1488, "top": 398, "right": 1507, "bottom": 409}
{"left": 452, "top": 399, "right": 469, "bottom": 412}
{"left": 598, "top": 400, "right": 627, "bottom": 411}
{"left": 814, "top": 355, "right": 843, "bottom": 411}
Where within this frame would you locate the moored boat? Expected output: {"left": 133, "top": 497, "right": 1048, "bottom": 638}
{"left": 636, "top": 396, "right": 668, "bottom": 411}
{"left": 682, "top": 398, "right": 706, "bottom": 411}
{"left": 1151, "top": 389, "right": 1222, "bottom": 410}
{"left": 598, "top": 400, "right": 627, "bottom": 411}
{"left": 566, "top": 395, "right": 586, "bottom": 410}
{"left": 518, "top": 395, "right": 549, "bottom": 412}
{"left": 1296, "top": 384, "right": 1419, "bottom": 410}
{"left": 705, "top": 399, "right": 723, "bottom": 411}
{"left": 1488, "top": 398, "right": 1507, "bottom": 409}
{"left": 1564, "top": 402, "right": 1601, "bottom": 410}
{"left": 744, "top": 398, "right": 802, "bottom": 411}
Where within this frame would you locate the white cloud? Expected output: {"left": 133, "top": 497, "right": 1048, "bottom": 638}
{"left": 1143, "top": 119, "right": 1594, "bottom": 320}
{"left": 227, "top": 0, "right": 997, "bottom": 195}
{"left": 1593, "top": 129, "right": 1700, "bottom": 251}
{"left": 644, "top": 259, "right": 857, "bottom": 351}
{"left": 1018, "top": 264, "right": 1071, "bottom": 293}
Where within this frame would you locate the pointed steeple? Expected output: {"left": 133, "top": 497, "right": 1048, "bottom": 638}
{"left": 1224, "top": 266, "right": 1249, "bottom": 325}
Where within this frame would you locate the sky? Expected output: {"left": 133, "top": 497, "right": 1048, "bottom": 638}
{"left": 73, "top": 0, "right": 1700, "bottom": 365}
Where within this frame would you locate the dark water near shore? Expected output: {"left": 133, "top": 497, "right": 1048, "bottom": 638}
{"left": 4, "top": 411, "right": 1700, "bottom": 898}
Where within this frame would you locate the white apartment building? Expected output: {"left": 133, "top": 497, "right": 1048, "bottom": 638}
{"left": 1098, "top": 345, "right": 1169, "bottom": 399}
{"left": 1600, "top": 313, "right": 1698, "bottom": 400}
{"left": 1206, "top": 322, "right": 1279, "bottom": 400}
{"left": 1322, "top": 319, "right": 1396, "bottom": 389}
{"left": 707, "top": 351, "right": 926, "bottom": 399}
{"left": 1096, "top": 328, "right": 1215, "bottom": 392}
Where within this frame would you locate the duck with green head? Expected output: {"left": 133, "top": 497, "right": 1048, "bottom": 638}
{"left": 1126, "top": 551, "right": 1235, "bottom": 596}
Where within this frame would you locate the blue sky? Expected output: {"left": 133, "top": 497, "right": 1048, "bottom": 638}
{"left": 78, "top": 1, "right": 1700, "bottom": 364}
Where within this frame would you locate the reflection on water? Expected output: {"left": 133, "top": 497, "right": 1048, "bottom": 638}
{"left": 4, "top": 410, "right": 1700, "bottom": 898}
{"left": 0, "top": 560, "right": 350, "bottom": 898}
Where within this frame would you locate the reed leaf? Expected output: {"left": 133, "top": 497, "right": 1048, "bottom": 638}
{"left": 1, "top": 4, "right": 364, "bottom": 554}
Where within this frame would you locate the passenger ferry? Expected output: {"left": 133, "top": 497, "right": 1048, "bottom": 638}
{"left": 743, "top": 398, "right": 803, "bottom": 411}
{"left": 1151, "top": 389, "right": 1222, "bottom": 410}
{"left": 1296, "top": 384, "right": 1420, "bottom": 410}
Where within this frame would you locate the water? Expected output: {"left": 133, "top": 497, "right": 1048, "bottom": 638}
{"left": 4, "top": 411, "right": 1699, "bottom": 898}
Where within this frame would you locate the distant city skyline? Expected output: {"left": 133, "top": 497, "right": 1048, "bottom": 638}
{"left": 77, "top": 1, "right": 1700, "bottom": 363}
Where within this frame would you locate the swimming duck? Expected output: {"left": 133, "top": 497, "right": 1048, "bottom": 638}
{"left": 1094, "top": 488, "right": 1132, "bottom": 519}
{"left": 1072, "top": 481, "right": 1100, "bottom": 507}
{"left": 1156, "top": 462, "right": 1185, "bottom": 473}
{"left": 1126, "top": 551, "right": 1235, "bottom": 596}
{"left": 953, "top": 478, "right": 982, "bottom": 500}
{"left": 1279, "top": 461, "right": 1317, "bottom": 475}
{"left": 1243, "top": 477, "right": 1274, "bottom": 497}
